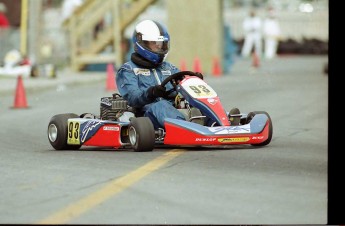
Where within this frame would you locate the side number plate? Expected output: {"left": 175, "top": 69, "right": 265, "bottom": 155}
{"left": 67, "top": 120, "right": 80, "bottom": 145}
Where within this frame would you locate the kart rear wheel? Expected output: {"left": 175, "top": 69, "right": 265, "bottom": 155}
{"left": 48, "top": 113, "right": 82, "bottom": 150}
{"left": 128, "top": 117, "right": 155, "bottom": 152}
{"left": 247, "top": 111, "right": 273, "bottom": 146}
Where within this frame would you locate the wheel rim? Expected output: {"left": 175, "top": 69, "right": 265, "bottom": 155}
{"left": 48, "top": 124, "right": 58, "bottom": 142}
{"left": 128, "top": 126, "right": 137, "bottom": 146}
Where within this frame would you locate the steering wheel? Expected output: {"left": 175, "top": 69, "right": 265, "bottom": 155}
{"left": 161, "top": 71, "right": 203, "bottom": 87}
{"left": 159, "top": 71, "right": 203, "bottom": 99}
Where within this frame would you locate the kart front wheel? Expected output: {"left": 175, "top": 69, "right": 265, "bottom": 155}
{"left": 48, "top": 113, "right": 82, "bottom": 150}
{"left": 247, "top": 111, "right": 273, "bottom": 146}
{"left": 128, "top": 117, "right": 155, "bottom": 152}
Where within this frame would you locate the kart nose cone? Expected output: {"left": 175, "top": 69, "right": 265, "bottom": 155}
{"left": 48, "top": 124, "right": 58, "bottom": 142}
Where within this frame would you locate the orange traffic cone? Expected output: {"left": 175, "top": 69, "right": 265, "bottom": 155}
{"left": 193, "top": 57, "right": 202, "bottom": 73}
{"left": 252, "top": 52, "right": 260, "bottom": 68}
{"left": 180, "top": 59, "right": 187, "bottom": 71}
{"left": 12, "top": 75, "right": 29, "bottom": 109}
{"left": 106, "top": 63, "right": 117, "bottom": 91}
{"left": 212, "top": 57, "right": 222, "bottom": 77}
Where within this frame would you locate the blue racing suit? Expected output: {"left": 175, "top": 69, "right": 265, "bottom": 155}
{"left": 116, "top": 60, "right": 186, "bottom": 129}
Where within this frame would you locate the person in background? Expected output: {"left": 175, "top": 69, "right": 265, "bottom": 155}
{"left": 263, "top": 7, "right": 281, "bottom": 60}
{"left": 223, "top": 24, "right": 238, "bottom": 74}
{"left": 0, "top": 2, "right": 9, "bottom": 29}
{"left": 241, "top": 10, "right": 262, "bottom": 58}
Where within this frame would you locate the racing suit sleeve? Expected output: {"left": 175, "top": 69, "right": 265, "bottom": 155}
{"left": 169, "top": 63, "right": 180, "bottom": 75}
{"left": 116, "top": 64, "right": 154, "bottom": 108}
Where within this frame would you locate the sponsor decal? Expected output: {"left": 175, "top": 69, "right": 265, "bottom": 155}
{"left": 103, "top": 126, "right": 119, "bottom": 131}
{"left": 81, "top": 120, "right": 103, "bottom": 142}
{"left": 207, "top": 98, "right": 217, "bottom": 105}
{"left": 218, "top": 137, "right": 250, "bottom": 143}
{"left": 208, "top": 125, "right": 251, "bottom": 134}
{"left": 161, "top": 70, "right": 172, "bottom": 76}
{"left": 195, "top": 137, "right": 217, "bottom": 142}
{"left": 251, "top": 136, "right": 264, "bottom": 140}
{"left": 133, "top": 68, "right": 150, "bottom": 76}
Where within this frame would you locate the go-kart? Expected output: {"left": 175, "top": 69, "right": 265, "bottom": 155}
{"left": 47, "top": 71, "right": 273, "bottom": 151}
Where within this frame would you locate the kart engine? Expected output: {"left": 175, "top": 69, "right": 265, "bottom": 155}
{"left": 100, "top": 93, "right": 134, "bottom": 121}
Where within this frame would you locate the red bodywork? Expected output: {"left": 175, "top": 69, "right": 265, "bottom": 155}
{"left": 83, "top": 124, "right": 122, "bottom": 147}
{"left": 164, "top": 120, "right": 270, "bottom": 145}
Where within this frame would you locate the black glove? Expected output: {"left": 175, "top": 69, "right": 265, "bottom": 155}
{"left": 195, "top": 72, "right": 204, "bottom": 80}
{"left": 147, "top": 85, "right": 167, "bottom": 99}
{"left": 174, "top": 74, "right": 185, "bottom": 83}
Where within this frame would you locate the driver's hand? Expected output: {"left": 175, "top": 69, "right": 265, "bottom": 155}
{"left": 147, "top": 85, "right": 167, "bottom": 98}
{"left": 174, "top": 74, "right": 185, "bottom": 83}
{"left": 195, "top": 72, "right": 204, "bottom": 79}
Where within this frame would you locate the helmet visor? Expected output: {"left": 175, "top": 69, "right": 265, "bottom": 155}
{"left": 141, "top": 40, "right": 169, "bottom": 54}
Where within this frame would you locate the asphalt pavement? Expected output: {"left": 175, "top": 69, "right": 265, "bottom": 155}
{"left": 0, "top": 54, "right": 331, "bottom": 224}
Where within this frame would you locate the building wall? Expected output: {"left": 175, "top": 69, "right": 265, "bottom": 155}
{"left": 167, "top": 0, "right": 223, "bottom": 75}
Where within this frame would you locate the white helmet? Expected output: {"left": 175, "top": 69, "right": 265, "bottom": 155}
{"left": 132, "top": 20, "right": 170, "bottom": 64}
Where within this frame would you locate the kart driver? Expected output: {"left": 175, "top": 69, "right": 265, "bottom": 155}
{"left": 116, "top": 19, "right": 241, "bottom": 129}
{"left": 116, "top": 20, "right": 190, "bottom": 129}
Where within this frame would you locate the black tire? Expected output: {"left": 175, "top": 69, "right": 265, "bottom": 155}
{"left": 247, "top": 111, "right": 273, "bottom": 146}
{"left": 128, "top": 117, "right": 155, "bottom": 152}
{"left": 47, "top": 113, "right": 82, "bottom": 150}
